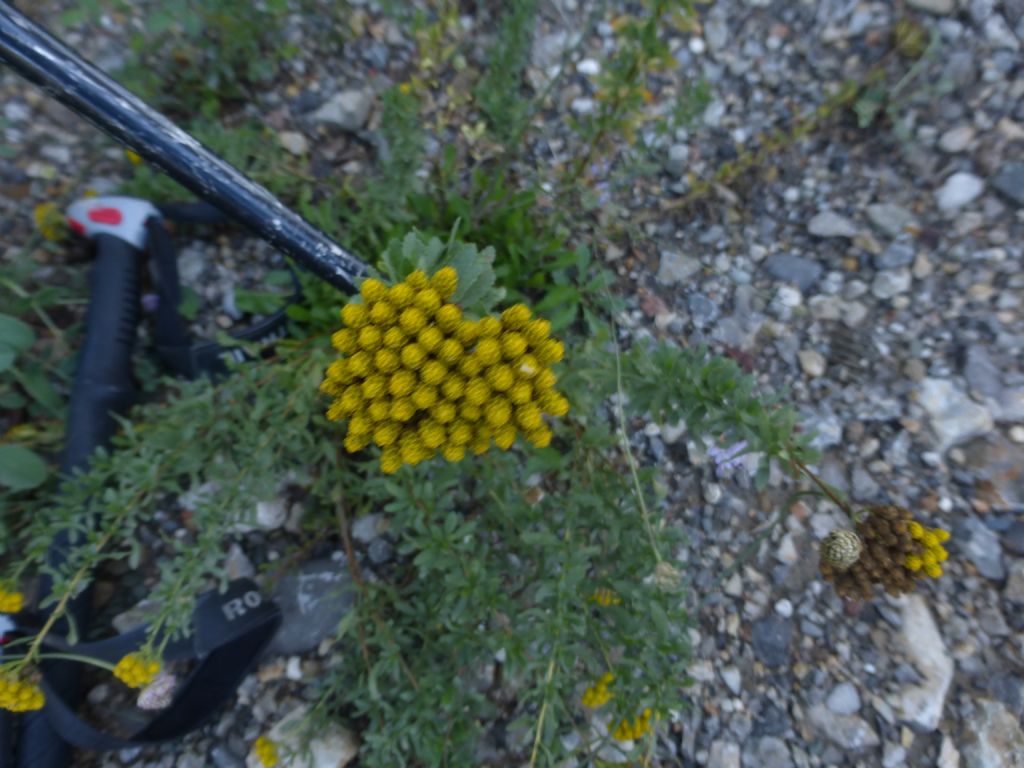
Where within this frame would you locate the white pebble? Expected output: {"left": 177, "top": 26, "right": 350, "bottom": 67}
{"left": 576, "top": 58, "right": 600, "bottom": 76}
{"left": 774, "top": 598, "right": 794, "bottom": 618}
{"left": 688, "top": 37, "right": 706, "bottom": 54}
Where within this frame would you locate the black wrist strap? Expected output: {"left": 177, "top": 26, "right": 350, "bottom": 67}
{"left": 16, "top": 579, "right": 279, "bottom": 753}
{"left": 146, "top": 204, "right": 301, "bottom": 378}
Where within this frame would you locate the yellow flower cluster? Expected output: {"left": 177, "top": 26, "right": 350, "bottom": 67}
{"left": 322, "top": 267, "right": 569, "bottom": 473}
{"left": 0, "top": 588, "right": 24, "bottom": 614}
{"left": 612, "top": 708, "right": 653, "bottom": 742}
{"left": 905, "top": 522, "right": 951, "bottom": 579}
{"left": 588, "top": 587, "right": 623, "bottom": 607}
{"left": 0, "top": 670, "right": 44, "bottom": 712}
{"left": 581, "top": 672, "right": 615, "bottom": 708}
{"left": 113, "top": 652, "right": 161, "bottom": 689}
{"left": 254, "top": 735, "right": 280, "bottom": 768}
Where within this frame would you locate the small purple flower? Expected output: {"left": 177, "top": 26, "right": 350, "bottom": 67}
{"left": 708, "top": 440, "right": 748, "bottom": 474}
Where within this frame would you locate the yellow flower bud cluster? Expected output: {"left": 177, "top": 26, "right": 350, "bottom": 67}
{"left": 905, "top": 522, "right": 950, "bottom": 579}
{"left": 254, "top": 735, "right": 280, "bottom": 768}
{"left": 612, "top": 708, "right": 654, "bottom": 742}
{"left": 0, "top": 669, "right": 45, "bottom": 712}
{"left": 588, "top": 587, "right": 623, "bottom": 607}
{"left": 322, "top": 267, "right": 570, "bottom": 473}
{"left": 113, "top": 652, "right": 161, "bottom": 689}
{"left": 581, "top": 672, "right": 615, "bottom": 708}
{"left": 0, "top": 588, "right": 24, "bottom": 614}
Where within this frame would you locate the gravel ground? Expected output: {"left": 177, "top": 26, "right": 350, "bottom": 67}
{"left": 2, "top": 0, "right": 1023, "bottom": 766}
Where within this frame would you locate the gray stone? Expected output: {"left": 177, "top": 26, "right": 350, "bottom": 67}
{"left": 960, "top": 699, "right": 1024, "bottom": 768}
{"left": 312, "top": 90, "right": 373, "bottom": 132}
{"left": 985, "top": 13, "right": 1021, "bottom": 49}
{"left": 810, "top": 705, "right": 880, "bottom": 750}
{"left": 709, "top": 739, "right": 741, "bottom": 768}
{"left": 875, "top": 242, "right": 916, "bottom": 270}
{"left": 351, "top": 513, "right": 385, "bottom": 544}
{"left": 688, "top": 293, "right": 719, "bottom": 325}
{"left": 224, "top": 543, "right": 256, "bottom": 581}
{"left": 765, "top": 254, "right": 823, "bottom": 291}
{"left": 752, "top": 736, "right": 793, "bottom": 768}
{"left": 211, "top": 745, "right": 245, "bottom": 768}
{"left": 871, "top": 269, "right": 912, "bottom": 299}
{"left": 798, "top": 349, "right": 826, "bottom": 378}
{"left": 991, "top": 162, "right": 1024, "bottom": 207}
{"left": 962, "top": 516, "right": 1006, "bottom": 580}
{"left": 936, "top": 173, "right": 984, "bottom": 212}
{"left": 907, "top": 0, "right": 954, "bottom": 12}
{"left": 278, "top": 131, "right": 309, "bottom": 156}
{"left": 808, "top": 211, "right": 858, "bottom": 238}
{"left": 938, "top": 125, "right": 976, "bottom": 153}
{"left": 751, "top": 616, "right": 792, "bottom": 668}
{"left": 269, "top": 559, "right": 355, "bottom": 654}
{"left": 964, "top": 346, "right": 1004, "bottom": 398}
{"left": 657, "top": 251, "right": 701, "bottom": 285}
{"left": 367, "top": 538, "right": 393, "bottom": 565}
{"left": 177, "top": 245, "right": 206, "bottom": 283}
{"left": 827, "top": 682, "right": 862, "bottom": 715}
{"left": 665, "top": 144, "right": 688, "bottom": 177}
{"left": 265, "top": 705, "right": 359, "bottom": 768}
{"left": 1005, "top": 560, "right": 1024, "bottom": 603}
{"left": 852, "top": 466, "right": 880, "bottom": 500}
{"left": 896, "top": 594, "right": 954, "bottom": 731}
{"left": 1004, "top": 522, "right": 1024, "bottom": 555}
{"left": 721, "top": 665, "right": 742, "bottom": 695}
{"left": 866, "top": 203, "right": 917, "bottom": 237}
{"left": 919, "top": 378, "right": 994, "bottom": 451}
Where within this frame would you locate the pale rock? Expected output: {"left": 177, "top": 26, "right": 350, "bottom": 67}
{"left": 665, "top": 143, "right": 688, "bottom": 177}
{"left": 872, "top": 269, "right": 912, "bottom": 299}
{"left": 883, "top": 743, "right": 907, "bottom": 768}
{"left": 895, "top": 594, "right": 953, "bottom": 732}
{"left": 278, "top": 131, "right": 309, "bottom": 155}
{"left": 571, "top": 97, "right": 595, "bottom": 115}
{"left": 657, "top": 251, "right": 701, "bottom": 285}
{"left": 312, "top": 90, "right": 373, "bottom": 132}
{"left": 984, "top": 14, "right": 1021, "bottom": 50}
{"left": 960, "top": 699, "right": 1024, "bottom": 768}
{"left": 938, "top": 734, "right": 960, "bottom": 768}
{"left": 255, "top": 498, "right": 288, "bottom": 530}
{"left": 576, "top": 58, "right": 600, "bottom": 75}
{"left": 808, "top": 211, "right": 859, "bottom": 238}
{"left": 798, "top": 349, "right": 826, "bottom": 378}
{"left": 224, "top": 543, "right": 256, "bottom": 580}
{"left": 827, "top": 682, "right": 861, "bottom": 715}
{"left": 866, "top": 203, "right": 918, "bottom": 237}
{"left": 708, "top": 739, "right": 741, "bottom": 768}
{"left": 255, "top": 706, "right": 359, "bottom": 768}
{"left": 907, "top": 0, "right": 954, "bottom": 12}
{"left": 351, "top": 513, "right": 385, "bottom": 543}
{"left": 721, "top": 666, "right": 742, "bottom": 696}
{"left": 936, "top": 173, "right": 984, "bottom": 212}
{"left": 938, "top": 125, "right": 975, "bottom": 153}
{"left": 809, "top": 704, "right": 880, "bottom": 750}
{"left": 918, "top": 378, "right": 994, "bottom": 451}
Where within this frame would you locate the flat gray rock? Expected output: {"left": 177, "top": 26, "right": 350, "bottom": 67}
{"left": 269, "top": 558, "right": 355, "bottom": 655}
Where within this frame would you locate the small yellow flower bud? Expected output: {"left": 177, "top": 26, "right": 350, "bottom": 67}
{"left": 533, "top": 368, "right": 556, "bottom": 391}
{"left": 360, "top": 278, "right": 387, "bottom": 303}
{"left": 418, "top": 326, "right": 444, "bottom": 352}
{"left": 478, "top": 316, "right": 502, "bottom": 337}
{"left": 437, "top": 338, "right": 464, "bottom": 365}
{"left": 501, "top": 332, "right": 527, "bottom": 360}
{"left": 389, "top": 370, "right": 417, "bottom": 397}
{"left": 254, "top": 735, "right": 280, "bottom": 768}
{"left": 936, "top": 547, "right": 948, "bottom": 562}
{"left": 0, "top": 589, "right": 25, "bottom": 614}
{"left": 448, "top": 421, "right": 472, "bottom": 446}
{"left": 374, "top": 422, "right": 400, "bottom": 447}
{"left": 485, "top": 398, "right": 512, "bottom": 428}
{"left": 348, "top": 351, "right": 372, "bottom": 377}
{"left": 440, "top": 375, "right": 466, "bottom": 401}
{"left": 469, "top": 435, "right": 491, "bottom": 455}
{"left": 390, "top": 398, "right": 416, "bottom": 422}
{"left": 536, "top": 339, "right": 564, "bottom": 365}
{"left": 368, "top": 398, "right": 391, "bottom": 422}
{"left": 464, "top": 378, "right": 491, "bottom": 406}
{"left": 331, "top": 328, "right": 357, "bottom": 354}
{"left": 338, "top": 388, "right": 363, "bottom": 416}
{"left": 516, "top": 354, "right": 540, "bottom": 379}
{"left": 388, "top": 282, "right": 414, "bottom": 308}
{"left": 925, "top": 563, "right": 942, "bottom": 578}
{"left": 517, "top": 404, "right": 543, "bottom": 431}
{"left": 421, "top": 359, "right": 448, "bottom": 386}
{"left": 486, "top": 364, "right": 515, "bottom": 392}
{"left": 113, "top": 652, "right": 162, "bottom": 689}
{"left": 361, "top": 375, "right": 387, "bottom": 401}
{"left": 501, "top": 303, "right": 532, "bottom": 330}
{"left": 435, "top": 303, "right": 461, "bottom": 333}
{"left": 411, "top": 385, "right": 438, "bottom": 410}
{"left": 539, "top": 391, "right": 569, "bottom": 416}
{"left": 399, "top": 307, "right": 427, "bottom": 335}
{"left": 459, "top": 355, "right": 483, "bottom": 378}
{"left": 442, "top": 444, "right": 465, "bottom": 462}
{"left": 348, "top": 414, "right": 372, "bottom": 436}
{"left": 508, "top": 381, "right": 532, "bottom": 405}
{"left": 369, "top": 300, "right": 396, "bottom": 326}
{"left": 357, "top": 325, "right": 382, "bottom": 351}
{"left": 523, "top": 318, "right": 551, "bottom": 345}
{"left": 400, "top": 435, "right": 427, "bottom": 464}
{"left": 431, "top": 402, "right": 457, "bottom": 424}
{"left": 340, "top": 302, "right": 369, "bottom": 328}
{"left": 419, "top": 420, "right": 446, "bottom": 449}
{"left": 921, "top": 532, "right": 938, "bottom": 549}
{"left": 326, "top": 401, "right": 346, "bottom": 421}
{"left": 406, "top": 270, "right": 429, "bottom": 289}
{"left": 414, "top": 287, "right": 442, "bottom": 315}
{"left": 908, "top": 522, "right": 924, "bottom": 539}
{"left": 375, "top": 348, "right": 400, "bottom": 374}
{"left": 380, "top": 447, "right": 402, "bottom": 474}
{"left": 383, "top": 326, "right": 406, "bottom": 349}
{"left": 460, "top": 402, "right": 482, "bottom": 422}
{"left": 455, "top": 320, "right": 480, "bottom": 345}
{"left": 905, "top": 555, "right": 923, "bottom": 571}
{"left": 344, "top": 432, "right": 371, "bottom": 453}
{"left": 494, "top": 425, "right": 516, "bottom": 450}
{"left": 526, "top": 427, "right": 552, "bottom": 448}
{"left": 476, "top": 338, "right": 502, "bottom": 367}
{"left": 400, "top": 343, "right": 427, "bottom": 370}
{"left": 430, "top": 266, "right": 458, "bottom": 299}
{"left": 934, "top": 529, "right": 951, "bottom": 543}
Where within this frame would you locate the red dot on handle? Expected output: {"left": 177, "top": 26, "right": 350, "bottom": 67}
{"left": 67, "top": 217, "right": 86, "bottom": 235}
{"left": 88, "top": 207, "right": 123, "bottom": 225}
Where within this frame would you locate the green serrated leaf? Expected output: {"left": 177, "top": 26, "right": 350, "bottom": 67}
{"left": 0, "top": 314, "right": 35, "bottom": 353}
